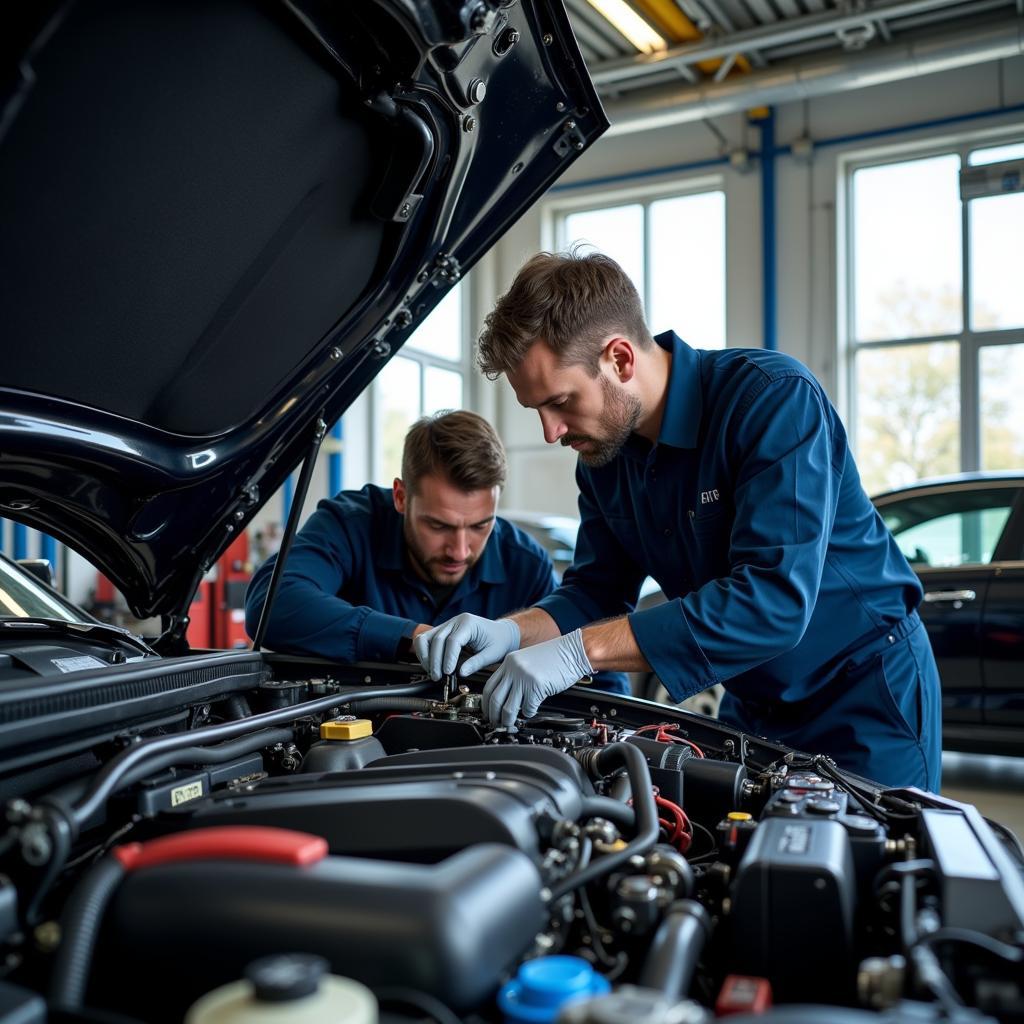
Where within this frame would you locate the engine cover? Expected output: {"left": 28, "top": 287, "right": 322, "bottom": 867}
{"left": 175, "top": 744, "right": 592, "bottom": 862}
{"left": 93, "top": 843, "right": 545, "bottom": 1021}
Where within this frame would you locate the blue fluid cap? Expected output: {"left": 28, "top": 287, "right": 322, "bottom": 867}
{"left": 497, "top": 956, "right": 611, "bottom": 1024}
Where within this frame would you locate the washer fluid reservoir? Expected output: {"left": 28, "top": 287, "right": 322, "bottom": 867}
{"left": 185, "top": 953, "right": 377, "bottom": 1024}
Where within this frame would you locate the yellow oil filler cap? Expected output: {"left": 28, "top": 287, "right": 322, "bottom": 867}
{"left": 320, "top": 719, "right": 373, "bottom": 741}
{"left": 727, "top": 812, "right": 753, "bottom": 821}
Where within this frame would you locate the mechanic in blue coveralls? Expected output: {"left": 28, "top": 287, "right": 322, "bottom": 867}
{"left": 416, "top": 253, "right": 941, "bottom": 791}
{"left": 244, "top": 409, "right": 628, "bottom": 694}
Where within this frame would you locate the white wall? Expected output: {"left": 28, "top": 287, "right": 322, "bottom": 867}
{"left": 484, "top": 55, "right": 1024, "bottom": 517}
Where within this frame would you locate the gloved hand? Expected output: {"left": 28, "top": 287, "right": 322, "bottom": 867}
{"left": 483, "top": 629, "right": 592, "bottom": 729}
{"left": 413, "top": 613, "right": 520, "bottom": 681}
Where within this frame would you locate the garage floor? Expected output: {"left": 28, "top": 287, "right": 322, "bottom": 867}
{"left": 941, "top": 751, "right": 1024, "bottom": 843}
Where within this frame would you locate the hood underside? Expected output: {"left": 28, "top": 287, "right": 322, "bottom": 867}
{"left": 0, "top": 0, "right": 607, "bottom": 621}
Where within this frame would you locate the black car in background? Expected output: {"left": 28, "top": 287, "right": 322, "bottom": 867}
{"left": 873, "top": 473, "right": 1024, "bottom": 755}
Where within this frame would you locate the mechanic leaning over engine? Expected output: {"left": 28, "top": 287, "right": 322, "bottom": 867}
{"left": 244, "top": 409, "right": 629, "bottom": 694}
{"left": 417, "top": 252, "right": 941, "bottom": 792}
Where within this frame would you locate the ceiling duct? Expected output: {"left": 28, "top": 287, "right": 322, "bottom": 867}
{"left": 600, "top": 17, "right": 1024, "bottom": 135}
{"left": 590, "top": 0, "right": 986, "bottom": 87}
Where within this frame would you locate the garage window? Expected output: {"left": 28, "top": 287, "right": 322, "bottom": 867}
{"left": 372, "top": 284, "right": 466, "bottom": 483}
{"left": 845, "top": 137, "right": 1024, "bottom": 495}
{"left": 554, "top": 186, "right": 726, "bottom": 349}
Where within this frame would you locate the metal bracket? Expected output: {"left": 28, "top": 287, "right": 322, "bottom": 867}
{"left": 554, "top": 119, "right": 586, "bottom": 157}
{"left": 373, "top": 251, "right": 464, "bottom": 349}
{"left": 430, "top": 251, "right": 462, "bottom": 283}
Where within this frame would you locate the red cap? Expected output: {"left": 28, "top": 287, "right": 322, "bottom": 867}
{"left": 114, "top": 826, "right": 328, "bottom": 872}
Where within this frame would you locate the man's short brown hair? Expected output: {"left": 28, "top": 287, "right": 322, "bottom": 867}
{"left": 401, "top": 410, "right": 507, "bottom": 494}
{"left": 477, "top": 250, "right": 654, "bottom": 379}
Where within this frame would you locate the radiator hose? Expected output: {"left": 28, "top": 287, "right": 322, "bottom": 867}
{"left": 49, "top": 856, "right": 126, "bottom": 1009}
{"left": 547, "top": 742, "right": 660, "bottom": 902}
{"left": 638, "top": 900, "right": 712, "bottom": 1000}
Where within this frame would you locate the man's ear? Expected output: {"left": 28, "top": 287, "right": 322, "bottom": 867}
{"left": 604, "top": 337, "right": 637, "bottom": 384}
{"left": 393, "top": 478, "right": 407, "bottom": 514}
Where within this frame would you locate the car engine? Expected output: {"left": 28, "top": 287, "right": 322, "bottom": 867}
{"left": 1, "top": 654, "right": 1023, "bottom": 1024}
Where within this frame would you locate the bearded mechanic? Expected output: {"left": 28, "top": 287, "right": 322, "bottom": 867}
{"left": 416, "top": 252, "right": 941, "bottom": 791}
{"left": 246, "top": 407, "right": 626, "bottom": 698}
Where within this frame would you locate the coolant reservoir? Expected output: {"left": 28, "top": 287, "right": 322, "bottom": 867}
{"left": 302, "top": 719, "right": 385, "bottom": 773}
{"left": 185, "top": 954, "right": 377, "bottom": 1024}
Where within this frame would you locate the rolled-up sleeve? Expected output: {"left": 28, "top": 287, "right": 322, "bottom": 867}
{"left": 244, "top": 506, "right": 416, "bottom": 662}
{"left": 536, "top": 467, "right": 646, "bottom": 633}
{"left": 630, "top": 375, "right": 838, "bottom": 701}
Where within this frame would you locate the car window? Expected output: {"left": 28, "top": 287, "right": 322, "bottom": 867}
{"left": 879, "top": 488, "right": 1017, "bottom": 567}
{"left": 0, "top": 557, "right": 81, "bottom": 621}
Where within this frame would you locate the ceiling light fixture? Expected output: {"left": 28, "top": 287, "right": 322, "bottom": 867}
{"left": 585, "top": 0, "right": 669, "bottom": 54}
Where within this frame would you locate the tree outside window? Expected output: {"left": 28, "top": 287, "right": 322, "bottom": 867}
{"left": 847, "top": 138, "right": 1024, "bottom": 495}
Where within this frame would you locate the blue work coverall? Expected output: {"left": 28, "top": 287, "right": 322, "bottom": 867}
{"left": 244, "top": 484, "right": 629, "bottom": 693}
{"left": 536, "top": 333, "right": 941, "bottom": 790}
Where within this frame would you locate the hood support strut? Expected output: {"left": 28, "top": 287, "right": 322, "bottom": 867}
{"left": 251, "top": 415, "right": 328, "bottom": 652}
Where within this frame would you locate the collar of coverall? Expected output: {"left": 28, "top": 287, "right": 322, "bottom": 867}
{"left": 651, "top": 330, "right": 703, "bottom": 451}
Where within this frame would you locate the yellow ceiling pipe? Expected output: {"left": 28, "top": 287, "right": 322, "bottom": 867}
{"left": 629, "top": 0, "right": 751, "bottom": 76}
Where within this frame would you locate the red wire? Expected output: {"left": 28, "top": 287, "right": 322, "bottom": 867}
{"left": 654, "top": 793, "right": 692, "bottom": 854}
{"left": 645, "top": 723, "right": 705, "bottom": 757}
{"left": 632, "top": 723, "right": 667, "bottom": 736}
{"left": 631, "top": 722, "right": 705, "bottom": 757}
{"left": 655, "top": 796, "right": 684, "bottom": 837}
{"left": 629, "top": 783, "right": 696, "bottom": 855}
{"left": 661, "top": 735, "right": 705, "bottom": 758}
{"left": 628, "top": 790, "right": 681, "bottom": 843}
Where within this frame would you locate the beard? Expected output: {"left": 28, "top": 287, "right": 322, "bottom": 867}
{"left": 403, "top": 519, "right": 477, "bottom": 587}
{"left": 560, "top": 375, "right": 642, "bottom": 468}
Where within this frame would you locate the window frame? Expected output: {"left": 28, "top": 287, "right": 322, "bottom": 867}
{"left": 543, "top": 172, "right": 728, "bottom": 347}
{"left": 367, "top": 282, "right": 471, "bottom": 484}
{"left": 839, "top": 126, "right": 1024, "bottom": 480}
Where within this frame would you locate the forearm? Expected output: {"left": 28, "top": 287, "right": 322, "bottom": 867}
{"left": 581, "top": 616, "right": 651, "bottom": 673}
{"left": 506, "top": 607, "right": 561, "bottom": 647}
{"left": 253, "top": 576, "right": 419, "bottom": 662}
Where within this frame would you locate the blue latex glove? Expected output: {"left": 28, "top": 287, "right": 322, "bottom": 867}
{"left": 414, "top": 613, "right": 521, "bottom": 681}
{"left": 483, "top": 629, "right": 593, "bottom": 729}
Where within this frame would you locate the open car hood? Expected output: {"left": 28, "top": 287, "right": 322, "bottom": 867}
{"left": 0, "top": 0, "right": 607, "bottom": 621}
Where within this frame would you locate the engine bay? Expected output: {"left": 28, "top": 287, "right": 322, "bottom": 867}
{"left": 1, "top": 655, "right": 1023, "bottom": 1023}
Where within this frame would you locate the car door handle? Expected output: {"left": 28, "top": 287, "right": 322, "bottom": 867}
{"left": 923, "top": 589, "right": 977, "bottom": 603}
